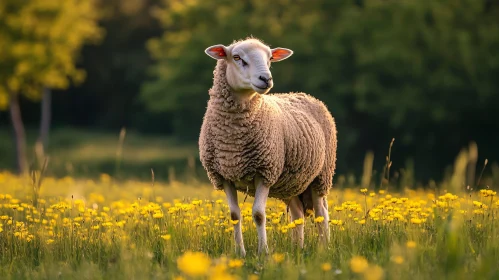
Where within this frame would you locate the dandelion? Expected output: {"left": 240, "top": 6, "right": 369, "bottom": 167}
{"left": 363, "top": 265, "right": 384, "bottom": 280}
{"left": 153, "top": 212, "right": 164, "bottom": 219}
{"left": 321, "top": 262, "right": 332, "bottom": 271}
{"left": 406, "top": 241, "right": 417, "bottom": 248}
{"left": 350, "top": 256, "right": 369, "bottom": 273}
{"left": 314, "top": 216, "right": 325, "bottom": 223}
{"left": 360, "top": 188, "right": 368, "bottom": 193}
{"left": 272, "top": 253, "right": 285, "bottom": 264}
{"left": 46, "top": 239, "right": 55, "bottom": 245}
{"left": 334, "top": 206, "right": 344, "bottom": 212}
{"left": 177, "top": 251, "right": 211, "bottom": 277}
{"left": 161, "top": 234, "right": 171, "bottom": 240}
{"left": 391, "top": 256, "right": 404, "bottom": 264}
{"left": 410, "top": 218, "right": 422, "bottom": 224}
{"left": 228, "top": 259, "right": 244, "bottom": 268}
{"left": 330, "top": 219, "right": 343, "bottom": 226}
{"left": 294, "top": 218, "right": 304, "bottom": 225}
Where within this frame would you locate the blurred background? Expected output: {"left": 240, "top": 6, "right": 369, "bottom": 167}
{"left": 0, "top": 0, "right": 498, "bottom": 186}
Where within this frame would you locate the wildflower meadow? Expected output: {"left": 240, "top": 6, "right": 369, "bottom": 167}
{"left": 1, "top": 159, "right": 498, "bottom": 279}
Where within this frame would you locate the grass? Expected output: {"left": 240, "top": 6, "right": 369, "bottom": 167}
{"left": 1, "top": 129, "right": 498, "bottom": 279}
{"left": 0, "top": 128, "right": 202, "bottom": 182}
{"left": 0, "top": 168, "right": 498, "bottom": 280}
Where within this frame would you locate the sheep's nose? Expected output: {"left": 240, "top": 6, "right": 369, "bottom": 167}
{"left": 259, "top": 75, "right": 273, "bottom": 88}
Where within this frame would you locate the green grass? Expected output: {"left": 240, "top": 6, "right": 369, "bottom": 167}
{"left": 0, "top": 128, "right": 203, "bottom": 182}
{"left": 0, "top": 170, "right": 499, "bottom": 279}
{"left": 1, "top": 129, "right": 499, "bottom": 279}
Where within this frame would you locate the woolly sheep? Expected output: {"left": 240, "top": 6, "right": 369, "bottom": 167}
{"left": 199, "top": 38, "right": 337, "bottom": 256}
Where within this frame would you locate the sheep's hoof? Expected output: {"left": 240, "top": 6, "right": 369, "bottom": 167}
{"left": 257, "top": 245, "right": 269, "bottom": 256}
{"left": 237, "top": 247, "right": 247, "bottom": 258}
{"left": 235, "top": 245, "right": 246, "bottom": 258}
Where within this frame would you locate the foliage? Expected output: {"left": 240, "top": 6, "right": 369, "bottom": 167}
{"left": 142, "top": 0, "right": 499, "bottom": 178}
{"left": 51, "top": 0, "right": 164, "bottom": 129}
{"left": 0, "top": 0, "right": 103, "bottom": 104}
{"left": 1, "top": 171, "right": 499, "bottom": 279}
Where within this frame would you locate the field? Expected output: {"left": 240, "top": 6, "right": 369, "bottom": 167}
{"left": 1, "top": 165, "right": 499, "bottom": 279}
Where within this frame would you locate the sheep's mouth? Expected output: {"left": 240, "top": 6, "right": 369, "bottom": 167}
{"left": 251, "top": 84, "right": 271, "bottom": 94}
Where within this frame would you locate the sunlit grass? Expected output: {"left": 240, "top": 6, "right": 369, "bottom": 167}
{"left": 1, "top": 171, "right": 498, "bottom": 279}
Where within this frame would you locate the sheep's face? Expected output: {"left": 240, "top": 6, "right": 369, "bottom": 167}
{"left": 205, "top": 39, "right": 293, "bottom": 95}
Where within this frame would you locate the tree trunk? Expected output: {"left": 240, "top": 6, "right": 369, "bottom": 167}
{"left": 8, "top": 92, "right": 28, "bottom": 174}
{"left": 39, "top": 88, "right": 52, "bottom": 152}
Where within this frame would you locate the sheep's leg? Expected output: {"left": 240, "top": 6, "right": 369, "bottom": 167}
{"left": 223, "top": 181, "right": 246, "bottom": 257}
{"left": 253, "top": 176, "right": 270, "bottom": 255}
{"left": 288, "top": 196, "right": 305, "bottom": 248}
{"left": 312, "top": 189, "right": 330, "bottom": 244}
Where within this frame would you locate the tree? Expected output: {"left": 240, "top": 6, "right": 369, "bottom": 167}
{"left": 144, "top": 0, "right": 499, "bottom": 179}
{"left": 0, "top": 0, "right": 103, "bottom": 174}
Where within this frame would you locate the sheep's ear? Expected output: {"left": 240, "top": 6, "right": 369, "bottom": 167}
{"left": 270, "top": 48, "right": 293, "bottom": 62}
{"left": 205, "top": 44, "right": 228, "bottom": 60}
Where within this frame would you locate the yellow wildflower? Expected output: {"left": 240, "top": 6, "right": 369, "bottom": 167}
{"left": 363, "top": 265, "right": 384, "bottom": 280}
{"left": 177, "top": 251, "right": 211, "bottom": 277}
{"left": 321, "top": 262, "right": 332, "bottom": 271}
{"left": 391, "top": 256, "right": 404, "bottom": 264}
{"left": 153, "top": 212, "right": 164, "bottom": 219}
{"left": 228, "top": 259, "right": 244, "bottom": 268}
{"left": 406, "top": 241, "right": 417, "bottom": 248}
{"left": 360, "top": 188, "right": 368, "bottom": 193}
{"left": 161, "top": 234, "right": 171, "bottom": 240}
{"left": 294, "top": 218, "right": 304, "bottom": 225}
{"left": 314, "top": 216, "right": 325, "bottom": 223}
{"left": 350, "top": 256, "right": 369, "bottom": 273}
{"left": 410, "top": 218, "right": 422, "bottom": 224}
{"left": 272, "top": 253, "right": 285, "bottom": 264}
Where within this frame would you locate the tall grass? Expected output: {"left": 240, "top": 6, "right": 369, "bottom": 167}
{"left": 0, "top": 156, "right": 498, "bottom": 279}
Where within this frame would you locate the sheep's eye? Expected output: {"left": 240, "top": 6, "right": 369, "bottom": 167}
{"left": 233, "top": 55, "right": 240, "bottom": 61}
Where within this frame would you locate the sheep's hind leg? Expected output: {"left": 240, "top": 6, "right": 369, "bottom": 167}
{"left": 288, "top": 196, "right": 305, "bottom": 248}
{"left": 223, "top": 181, "right": 246, "bottom": 257}
{"left": 312, "top": 189, "right": 330, "bottom": 244}
{"left": 253, "top": 176, "right": 270, "bottom": 255}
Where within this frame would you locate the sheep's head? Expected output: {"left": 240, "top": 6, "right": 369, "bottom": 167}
{"left": 205, "top": 38, "right": 293, "bottom": 94}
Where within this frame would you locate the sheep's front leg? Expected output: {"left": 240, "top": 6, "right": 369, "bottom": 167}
{"left": 253, "top": 176, "right": 270, "bottom": 255}
{"left": 223, "top": 181, "right": 246, "bottom": 257}
{"left": 312, "top": 190, "right": 330, "bottom": 244}
{"left": 288, "top": 196, "right": 305, "bottom": 248}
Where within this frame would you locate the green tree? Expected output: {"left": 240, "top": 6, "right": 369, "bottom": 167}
{"left": 144, "top": 0, "right": 499, "bottom": 178}
{"left": 142, "top": 0, "right": 340, "bottom": 139}
{"left": 0, "top": 0, "right": 103, "bottom": 173}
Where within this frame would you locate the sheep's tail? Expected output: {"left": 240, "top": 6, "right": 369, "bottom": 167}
{"left": 298, "top": 186, "right": 314, "bottom": 217}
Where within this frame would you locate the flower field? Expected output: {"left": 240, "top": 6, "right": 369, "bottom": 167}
{"left": 0, "top": 171, "right": 498, "bottom": 279}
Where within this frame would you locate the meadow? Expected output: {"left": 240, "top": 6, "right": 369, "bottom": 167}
{"left": 1, "top": 154, "right": 498, "bottom": 279}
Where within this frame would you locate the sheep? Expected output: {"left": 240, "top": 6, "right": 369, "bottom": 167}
{"left": 199, "top": 38, "right": 337, "bottom": 256}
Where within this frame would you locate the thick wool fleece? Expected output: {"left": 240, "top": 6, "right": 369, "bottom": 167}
{"left": 199, "top": 60, "right": 337, "bottom": 200}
